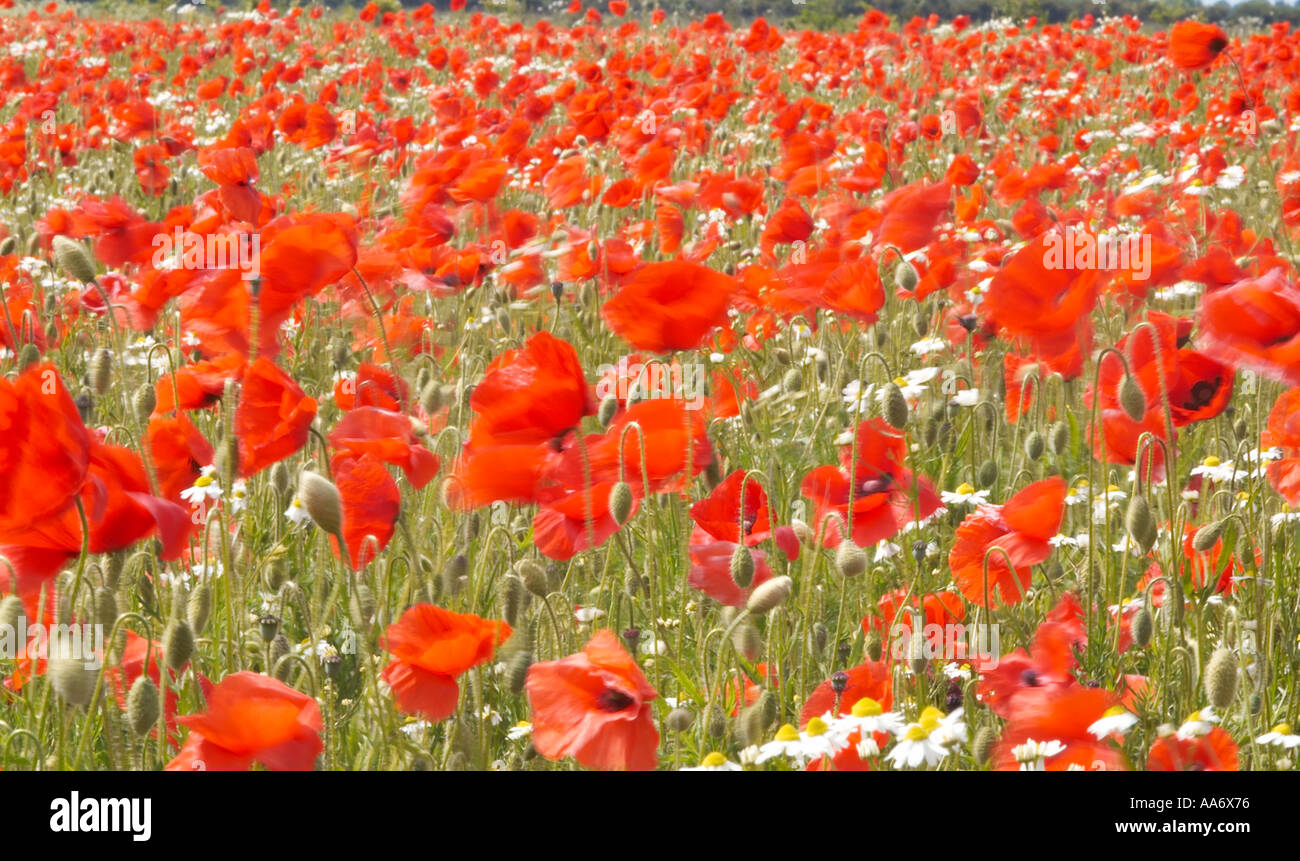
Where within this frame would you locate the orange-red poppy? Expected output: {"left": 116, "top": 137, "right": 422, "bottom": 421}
{"left": 1147, "top": 726, "right": 1238, "bottom": 771}
{"left": 1168, "top": 21, "right": 1229, "bottom": 71}
{"left": 950, "top": 477, "right": 1066, "bottom": 609}
{"left": 235, "top": 358, "right": 318, "bottom": 477}
{"left": 525, "top": 629, "right": 659, "bottom": 771}
{"left": 601, "top": 261, "right": 737, "bottom": 353}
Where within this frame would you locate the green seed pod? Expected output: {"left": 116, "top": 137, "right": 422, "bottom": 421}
{"left": 922, "top": 417, "right": 940, "bottom": 448}
{"left": 131, "top": 383, "right": 157, "bottom": 422}
{"left": 746, "top": 576, "right": 791, "bottom": 615}
{"left": 441, "top": 554, "right": 468, "bottom": 596}
{"left": 16, "top": 342, "right": 41, "bottom": 371}
{"left": 1047, "top": 421, "right": 1069, "bottom": 456}
{"left": 608, "top": 481, "right": 634, "bottom": 526}
{"left": 137, "top": 570, "right": 157, "bottom": 612}
{"left": 666, "top": 707, "right": 695, "bottom": 733}
{"left": 972, "top": 726, "right": 997, "bottom": 765}
{"left": 1023, "top": 431, "right": 1045, "bottom": 461}
{"left": 912, "top": 309, "right": 929, "bottom": 338}
{"left": 1205, "top": 647, "right": 1239, "bottom": 711}
{"left": 419, "top": 379, "right": 442, "bottom": 415}
{"left": 0, "top": 235, "right": 14, "bottom": 256}
{"left": 350, "top": 583, "right": 376, "bottom": 628}
{"left": 894, "top": 259, "right": 919, "bottom": 292}
{"left": 93, "top": 586, "right": 117, "bottom": 629}
{"left": 835, "top": 540, "right": 868, "bottom": 578}
{"left": 258, "top": 615, "right": 279, "bottom": 643}
{"left": 187, "top": 582, "right": 212, "bottom": 635}
{"left": 52, "top": 235, "right": 98, "bottom": 283}
{"left": 732, "top": 622, "right": 761, "bottom": 661}
{"left": 49, "top": 655, "right": 96, "bottom": 708}
{"left": 125, "top": 676, "right": 160, "bottom": 736}
{"left": 1119, "top": 374, "right": 1146, "bottom": 422}
{"left": 517, "top": 560, "right": 549, "bottom": 599}
{"left": 882, "top": 382, "right": 909, "bottom": 429}
{"left": 163, "top": 618, "right": 195, "bottom": 672}
{"left": 759, "top": 688, "right": 778, "bottom": 728}
{"left": 270, "top": 634, "right": 291, "bottom": 681}
{"left": 781, "top": 368, "right": 802, "bottom": 393}
{"left": 730, "top": 544, "right": 754, "bottom": 589}
{"left": 865, "top": 632, "right": 883, "bottom": 662}
{"left": 87, "top": 348, "right": 113, "bottom": 397}
{"left": 298, "top": 471, "right": 342, "bottom": 535}
{"left": 597, "top": 395, "right": 618, "bottom": 427}
{"left": 812, "top": 622, "right": 829, "bottom": 657}
{"left": 1233, "top": 419, "right": 1249, "bottom": 442}
{"left": 1125, "top": 494, "right": 1158, "bottom": 555}
{"left": 1132, "top": 607, "right": 1153, "bottom": 649}
{"left": 500, "top": 574, "right": 526, "bottom": 629}
{"left": 0, "top": 595, "right": 26, "bottom": 633}
{"left": 1192, "top": 519, "right": 1226, "bottom": 553}
{"left": 507, "top": 649, "right": 531, "bottom": 696}
{"left": 269, "top": 461, "right": 291, "bottom": 500}
{"left": 977, "top": 459, "right": 999, "bottom": 488}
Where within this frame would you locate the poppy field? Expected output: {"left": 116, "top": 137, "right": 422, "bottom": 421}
{"left": 2, "top": 1, "right": 1299, "bottom": 774}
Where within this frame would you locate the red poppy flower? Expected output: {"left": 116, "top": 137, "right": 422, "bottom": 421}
{"left": 235, "top": 358, "right": 317, "bottom": 477}
{"left": 977, "top": 619, "right": 1080, "bottom": 717}
{"left": 800, "top": 419, "right": 942, "bottom": 549}
{"left": 152, "top": 353, "right": 245, "bottom": 416}
{"left": 800, "top": 661, "right": 893, "bottom": 725}
{"left": 532, "top": 481, "right": 635, "bottom": 561}
{"left": 197, "top": 146, "right": 262, "bottom": 224}
{"left": 1147, "top": 726, "right": 1238, "bottom": 771}
{"left": 557, "top": 398, "right": 712, "bottom": 495}
{"left": 380, "top": 604, "right": 512, "bottom": 722}
{"left": 467, "top": 331, "right": 593, "bottom": 446}
{"left": 525, "top": 629, "right": 659, "bottom": 771}
{"left": 167, "top": 671, "right": 322, "bottom": 771}
{"left": 147, "top": 414, "right": 214, "bottom": 503}
{"left": 0, "top": 363, "right": 90, "bottom": 543}
{"left": 329, "top": 453, "right": 401, "bottom": 570}
{"left": 335, "top": 361, "right": 408, "bottom": 412}
{"left": 601, "top": 261, "right": 738, "bottom": 353}
{"left": 1198, "top": 269, "right": 1300, "bottom": 386}
{"left": 328, "top": 407, "right": 440, "bottom": 489}
{"left": 1264, "top": 388, "right": 1300, "bottom": 505}
{"left": 950, "top": 477, "right": 1066, "bottom": 609}
{"left": 1168, "top": 21, "right": 1229, "bottom": 71}
{"left": 994, "top": 687, "right": 1125, "bottom": 771}
{"left": 109, "top": 631, "right": 213, "bottom": 745}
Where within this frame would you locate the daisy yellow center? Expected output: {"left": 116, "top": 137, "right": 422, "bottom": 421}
{"left": 955, "top": 482, "right": 975, "bottom": 496}
{"left": 1202, "top": 455, "right": 1221, "bottom": 467}
{"left": 194, "top": 475, "right": 214, "bottom": 488}
{"left": 1273, "top": 722, "right": 1293, "bottom": 736}
{"left": 893, "top": 376, "right": 906, "bottom": 386}
{"left": 1103, "top": 705, "right": 1127, "bottom": 718}
{"left": 1186, "top": 710, "right": 1202, "bottom": 723}
{"left": 804, "top": 716, "right": 829, "bottom": 736}
{"left": 701, "top": 751, "right": 728, "bottom": 767}
{"left": 1236, "top": 491, "right": 1250, "bottom": 502}
{"left": 1106, "top": 484, "right": 1120, "bottom": 494}
{"left": 916, "top": 706, "right": 944, "bottom": 736}
{"left": 852, "top": 697, "right": 883, "bottom": 718}
{"left": 904, "top": 723, "right": 931, "bottom": 741}
{"left": 774, "top": 723, "right": 800, "bottom": 742}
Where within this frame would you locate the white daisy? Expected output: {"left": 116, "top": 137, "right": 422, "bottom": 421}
{"left": 940, "top": 482, "right": 990, "bottom": 506}
{"left": 754, "top": 719, "right": 840, "bottom": 767}
{"left": 1088, "top": 706, "right": 1139, "bottom": 739}
{"left": 886, "top": 707, "right": 965, "bottom": 769}
{"left": 681, "top": 751, "right": 744, "bottom": 771}
{"left": 1012, "top": 738, "right": 1067, "bottom": 770}
{"left": 284, "top": 496, "right": 312, "bottom": 526}
{"left": 1256, "top": 723, "right": 1300, "bottom": 749}
{"left": 180, "top": 465, "right": 223, "bottom": 506}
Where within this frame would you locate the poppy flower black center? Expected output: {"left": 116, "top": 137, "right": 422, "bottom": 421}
{"left": 855, "top": 474, "right": 893, "bottom": 499}
{"left": 596, "top": 688, "right": 635, "bottom": 712}
{"left": 743, "top": 512, "right": 757, "bottom": 534}
{"left": 1209, "top": 37, "right": 1228, "bottom": 56}
{"left": 1020, "top": 669, "right": 1041, "bottom": 687}
{"left": 1183, "top": 378, "right": 1221, "bottom": 411}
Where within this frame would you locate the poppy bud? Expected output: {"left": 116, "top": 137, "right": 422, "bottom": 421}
{"left": 912, "top": 309, "right": 929, "bottom": 338}
{"left": 17, "top": 343, "right": 40, "bottom": 371}
{"left": 331, "top": 339, "right": 351, "bottom": 370}
{"left": 137, "top": 570, "right": 157, "bottom": 612}
{"left": 976, "top": 459, "right": 998, "bottom": 488}
{"left": 706, "top": 704, "right": 727, "bottom": 738}
{"left": 732, "top": 621, "right": 761, "bottom": 661}
{"left": 419, "top": 379, "right": 442, "bottom": 414}
{"left": 1132, "top": 607, "right": 1153, "bottom": 649}
{"left": 298, "top": 471, "right": 342, "bottom": 535}
{"left": 1119, "top": 374, "right": 1146, "bottom": 422}
{"left": 163, "top": 618, "right": 194, "bottom": 672}
{"left": 1023, "top": 431, "right": 1045, "bottom": 461}
{"left": 922, "top": 417, "right": 940, "bottom": 447}
{"left": 507, "top": 649, "right": 532, "bottom": 696}
{"left": 350, "top": 583, "right": 376, "bottom": 628}
{"left": 49, "top": 654, "right": 97, "bottom": 708}
{"left": 746, "top": 575, "right": 792, "bottom": 615}
{"left": 835, "top": 540, "right": 868, "bottom": 578}
{"left": 500, "top": 574, "right": 526, "bottom": 628}
{"left": 1125, "top": 494, "right": 1158, "bottom": 554}
{"left": 441, "top": 554, "right": 468, "bottom": 595}
{"left": 1048, "top": 421, "right": 1069, "bottom": 456}
{"left": 0, "top": 235, "right": 12, "bottom": 256}
{"left": 865, "top": 632, "right": 883, "bottom": 662}
{"left": 3, "top": 594, "right": 29, "bottom": 632}
{"left": 131, "top": 383, "right": 156, "bottom": 423}
{"left": 494, "top": 305, "right": 512, "bottom": 333}
{"left": 666, "top": 707, "right": 694, "bottom": 733}
{"left": 126, "top": 676, "right": 160, "bottom": 736}
{"left": 894, "top": 259, "right": 919, "bottom": 292}
{"left": 597, "top": 395, "right": 618, "bottom": 427}
{"left": 730, "top": 544, "right": 754, "bottom": 589}
{"left": 52, "top": 235, "right": 98, "bottom": 283}
{"left": 1192, "top": 519, "right": 1225, "bottom": 552}
{"left": 267, "top": 462, "right": 290, "bottom": 501}
{"left": 882, "top": 382, "right": 909, "bottom": 429}
{"left": 790, "top": 518, "right": 813, "bottom": 547}
{"left": 188, "top": 581, "right": 212, "bottom": 635}
{"left": 270, "top": 634, "right": 291, "bottom": 680}
{"left": 1205, "top": 647, "right": 1239, "bottom": 711}
{"left": 259, "top": 614, "right": 280, "bottom": 644}
{"left": 781, "top": 368, "right": 802, "bottom": 393}
{"left": 908, "top": 630, "right": 928, "bottom": 677}
{"left": 93, "top": 586, "right": 117, "bottom": 629}
{"left": 608, "top": 481, "right": 634, "bottom": 525}
{"left": 812, "top": 622, "right": 828, "bottom": 657}
{"left": 550, "top": 281, "right": 565, "bottom": 303}
{"left": 517, "top": 560, "right": 549, "bottom": 598}
{"left": 972, "top": 726, "right": 996, "bottom": 765}
{"left": 1233, "top": 419, "right": 1249, "bottom": 442}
